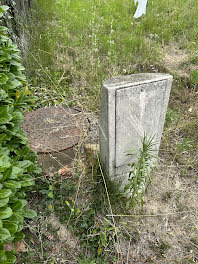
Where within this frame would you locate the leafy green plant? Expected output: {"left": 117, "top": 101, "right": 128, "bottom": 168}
{"left": 190, "top": 70, "right": 198, "bottom": 86}
{"left": 165, "top": 107, "right": 180, "bottom": 128}
{"left": 176, "top": 138, "right": 192, "bottom": 153}
{"left": 0, "top": 5, "right": 39, "bottom": 263}
{"left": 78, "top": 258, "right": 96, "bottom": 264}
{"left": 125, "top": 134, "right": 157, "bottom": 209}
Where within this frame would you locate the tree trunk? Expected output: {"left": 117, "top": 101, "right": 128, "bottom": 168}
{"left": 1, "top": 0, "right": 32, "bottom": 54}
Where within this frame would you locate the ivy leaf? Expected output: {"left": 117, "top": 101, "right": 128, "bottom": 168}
{"left": 0, "top": 207, "right": 13, "bottom": 220}
{"left": 0, "top": 228, "right": 11, "bottom": 241}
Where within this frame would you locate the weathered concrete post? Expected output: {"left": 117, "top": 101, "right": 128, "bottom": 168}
{"left": 99, "top": 73, "right": 173, "bottom": 183}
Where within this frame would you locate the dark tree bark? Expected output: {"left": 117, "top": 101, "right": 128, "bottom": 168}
{"left": 1, "top": 0, "right": 32, "bottom": 52}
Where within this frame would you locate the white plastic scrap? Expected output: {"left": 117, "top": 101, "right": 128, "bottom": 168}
{"left": 134, "top": 0, "right": 148, "bottom": 18}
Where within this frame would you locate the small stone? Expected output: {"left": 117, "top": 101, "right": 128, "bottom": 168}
{"left": 84, "top": 144, "right": 99, "bottom": 163}
{"left": 188, "top": 107, "right": 192, "bottom": 112}
{"left": 84, "top": 144, "right": 99, "bottom": 156}
{"left": 16, "top": 241, "right": 27, "bottom": 252}
{"left": 4, "top": 243, "right": 14, "bottom": 252}
{"left": 58, "top": 165, "right": 71, "bottom": 177}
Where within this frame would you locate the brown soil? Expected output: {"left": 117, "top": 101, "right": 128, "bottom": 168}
{"left": 160, "top": 43, "right": 197, "bottom": 77}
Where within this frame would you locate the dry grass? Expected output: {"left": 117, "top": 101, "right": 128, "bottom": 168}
{"left": 117, "top": 159, "right": 198, "bottom": 263}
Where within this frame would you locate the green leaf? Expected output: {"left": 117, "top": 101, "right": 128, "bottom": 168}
{"left": 19, "top": 174, "right": 34, "bottom": 187}
{"left": 0, "top": 134, "right": 10, "bottom": 143}
{"left": 0, "top": 189, "right": 12, "bottom": 199}
{"left": 0, "top": 207, "right": 12, "bottom": 220}
{"left": 2, "top": 167, "right": 12, "bottom": 181}
{"left": 0, "top": 89, "right": 8, "bottom": 101}
{"left": 0, "top": 249, "right": 7, "bottom": 262}
{"left": 48, "top": 191, "right": 53, "bottom": 198}
{"left": 0, "top": 155, "right": 10, "bottom": 172}
{"left": 0, "top": 73, "right": 8, "bottom": 85}
{"left": 0, "top": 198, "right": 9, "bottom": 208}
{"left": 10, "top": 166, "right": 23, "bottom": 179}
{"left": 0, "top": 5, "right": 9, "bottom": 12}
{"left": 10, "top": 79, "right": 22, "bottom": 88}
{"left": 11, "top": 111, "right": 24, "bottom": 126}
{"left": 0, "top": 228, "right": 11, "bottom": 241}
{"left": 3, "top": 180, "right": 21, "bottom": 189}
{"left": 13, "top": 231, "right": 24, "bottom": 242}
{"left": 10, "top": 60, "right": 21, "bottom": 66}
{"left": 97, "top": 243, "right": 103, "bottom": 256}
{"left": 17, "top": 160, "right": 32, "bottom": 169}
{"left": 16, "top": 90, "right": 20, "bottom": 99}
{"left": 4, "top": 235, "right": 15, "bottom": 243}
{"left": 23, "top": 209, "right": 37, "bottom": 219}
{"left": 12, "top": 199, "right": 27, "bottom": 212}
{"left": 8, "top": 213, "right": 23, "bottom": 224}
{"left": 3, "top": 222, "right": 18, "bottom": 235}
{"left": 5, "top": 252, "right": 16, "bottom": 264}
{"left": 0, "top": 106, "right": 13, "bottom": 125}
{"left": 21, "top": 179, "right": 34, "bottom": 187}
{"left": 0, "top": 26, "right": 7, "bottom": 31}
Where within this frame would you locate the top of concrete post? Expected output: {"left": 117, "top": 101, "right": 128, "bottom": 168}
{"left": 103, "top": 73, "right": 172, "bottom": 89}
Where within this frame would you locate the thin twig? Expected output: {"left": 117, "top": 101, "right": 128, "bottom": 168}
{"left": 66, "top": 171, "right": 84, "bottom": 228}
{"left": 126, "top": 236, "right": 132, "bottom": 264}
{"left": 106, "top": 210, "right": 198, "bottom": 218}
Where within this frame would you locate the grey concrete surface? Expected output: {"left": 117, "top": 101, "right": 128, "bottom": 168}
{"left": 99, "top": 73, "right": 173, "bottom": 183}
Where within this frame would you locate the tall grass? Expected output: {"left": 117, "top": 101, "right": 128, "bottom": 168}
{"left": 25, "top": 0, "right": 198, "bottom": 110}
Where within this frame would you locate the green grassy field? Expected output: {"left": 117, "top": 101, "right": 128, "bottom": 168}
{"left": 25, "top": 0, "right": 198, "bottom": 110}
{"left": 17, "top": 0, "right": 198, "bottom": 263}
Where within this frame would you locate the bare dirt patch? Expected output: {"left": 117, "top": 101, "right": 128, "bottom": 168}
{"left": 119, "top": 159, "right": 198, "bottom": 264}
{"left": 160, "top": 44, "right": 197, "bottom": 77}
